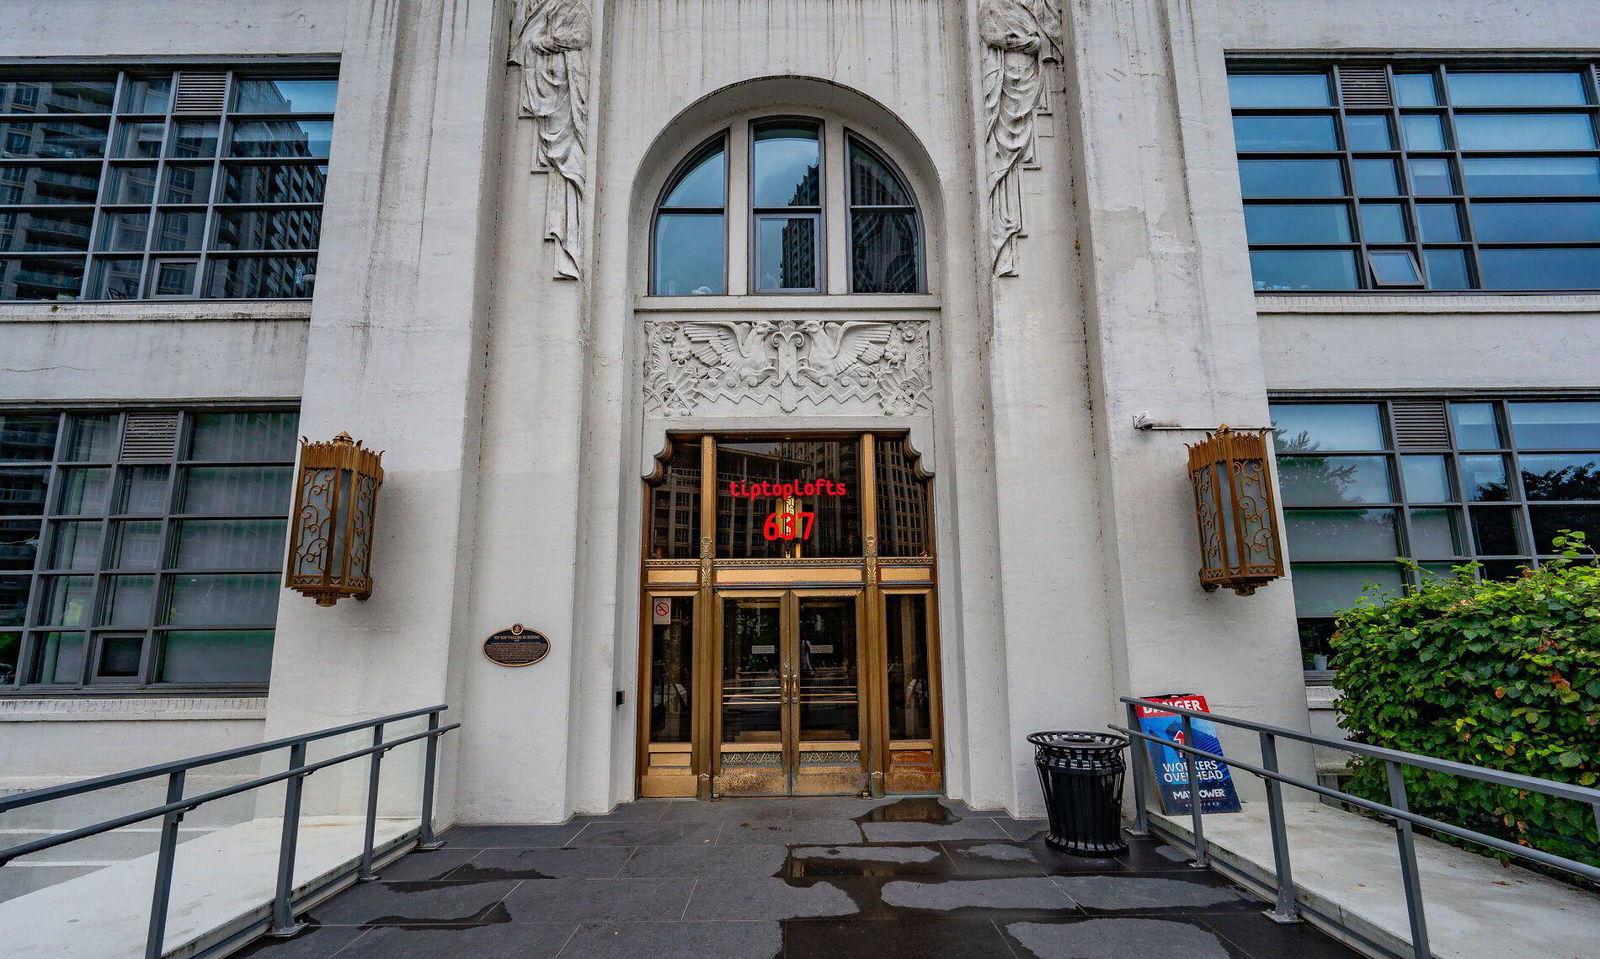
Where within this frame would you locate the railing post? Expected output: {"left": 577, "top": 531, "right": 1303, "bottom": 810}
{"left": 1257, "top": 732, "right": 1300, "bottom": 923}
{"left": 1181, "top": 714, "right": 1207, "bottom": 867}
{"left": 268, "top": 742, "right": 308, "bottom": 938}
{"left": 1385, "top": 760, "right": 1431, "bottom": 959}
{"left": 417, "top": 711, "right": 446, "bottom": 851}
{"left": 358, "top": 724, "right": 385, "bottom": 881}
{"left": 143, "top": 770, "right": 186, "bottom": 959}
{"left": 1126, "top": 701, "right": 1151, "bottom": 838}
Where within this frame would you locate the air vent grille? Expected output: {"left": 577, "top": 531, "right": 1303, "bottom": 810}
{"left": 1338, "top": 66, "right": 1392, "bottom": 107}
{"left": 173, "top": 72, "right": 227, "bottom": 113}
{"left": 121, "top": 412, "right": 180, "bottom": 462}
{"left": 1391, "top": 400, "right": 1450, "bottom": 449}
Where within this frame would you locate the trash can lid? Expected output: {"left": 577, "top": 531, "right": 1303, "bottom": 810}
{"left": 1026, "top": 731, "right": 1127, "bottom": 751}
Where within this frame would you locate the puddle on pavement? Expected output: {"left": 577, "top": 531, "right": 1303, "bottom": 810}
{"left": 851, "top": 797, "right": 958, "bottom": 825}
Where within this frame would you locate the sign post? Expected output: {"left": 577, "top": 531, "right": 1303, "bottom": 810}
{"left": 1133, "top": 693, "right": 1242, "bottom": 815}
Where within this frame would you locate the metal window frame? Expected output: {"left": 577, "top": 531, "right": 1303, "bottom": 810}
{"left": 1230, "top": 57, "right": 1600, "bottom": 294}
{"left": 842, "top": 130, "right": 925, "bottom": 294}
{"left": 648, "top": 130, "right": 729, "bottom": 296}
{"left": 1, "top": 403, "right": 299, "bottom": 697}
{"left": 0, "top": 64, "right": 335, "bottom": 304}
{"left": 749, "top": 116, "right": 826, "bottom": 295}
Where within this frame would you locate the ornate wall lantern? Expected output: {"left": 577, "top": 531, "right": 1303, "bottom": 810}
{"left": 1186, "top": 427, "right": 1284, "bottom": 596}
{"left": 284, "top": 432, "right": 385, "bottom": 606}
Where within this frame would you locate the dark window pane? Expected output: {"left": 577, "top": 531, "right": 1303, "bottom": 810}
{"left": 115, "top": 466, "right": 170, "bottom": 514}
{"left": 1276, "top": 455, "right": 1394, "bottom": 506}
{"left": 95, "top": 211, "right": 148, "bottom": 252}
{"left": 1410, "top": 508, "right": 1465, "bottom": 557}
{"left": 0, "top": 576, "right": 27, "bottom": 628}
{"left": 648, "top": 597, "right": 693, "bottom": 742}
{"left": 1473, "top": 202, "right": 1600, "bottom": 242}
{"left": 652, "top": 213, "right": 724, "bottom": 295}
{"left": 1520, "top": 453, "right": 1600, "bottom": 500}
{"left": 1272, "top": 403, "right": 1385, "bottom": 452}
{"left": 1227, "top": 73, "right": 1332, "bottom": 107}
{"left": 661, "top": 145, "right": 725, "bottom": 208}
{"left": 0, "top": 208, "right": 92, "bottom": 253}
{"left": 1401, "top": 455, "right": 1454, "bottom": 501}
{"left": 161, "top": 163, "right": 213, "bottom": 205}
{"left": 885, "top": 594, "right": 932, "bottom": 739}
{"left": 1249, "top": 249, "right": 1359, "bottom": 291}
{"left": 211, "top": 208, "right": 322, "bottom": 251}
{"left": 1401, "top": 113, "right": 1447, "bottom": 151}
{"left": 1344, "top": 114, "right": 1393, "bottom": 150}
{"left": 100, "top": 575, "right": 154, "bottom": 626}
{"left": 46, "top": 520, "right": 102, "bottom": 570}
{"left": 0, "top": 79, "right": 115, "bottom": 114}
{"left": 0, "top": 255, "right": 86, "bottom": 300}
{"left": 168, "top": 121, "right": 218, "bottom": 159}
{"left": 1470, "top": 507, "right": 1523, "bottom": 554}
{"left": 1285, "top": 509, "right": 1398, "bottom": 560}
{"left": 1238, "top": 158, "right": 1344, "bottom": 197}
{"left": 647, "top": 439, "right": 700, "bottom": 559}
{"left": 220, "top": 162, "right": 327, "bottom": 204}
{"left": 120, "top": 76, "right": 172, "bottom": 114}
{"left": 36, "top": 631, "right": 85, "bottom": 683}
{"left": 109, "top": 520, "right": 163, "bottom": 569}
{"left": 1478, "top": 248, "right": 1600, "bottom": 290}
{"left": 1244, "top": 203, "right": 1351, "bottom": 243}
{"left": 56, "top": 467, "right": 110, "bottom": 512}
{"left": 204, "top": 255, "right": 316, "bottom": 297}
{"left": 96, "top": 634, "right": 143, "bottom": 676}
{"left": 1530, "top": 506, "right": 1600, "bottom": 552}
{"left": 150, "top": 259, "right": 197, "bottom": 296}
{"left": 849, "top": 141, "right": 913, "bottom": 206}
{"left": 0, "top": 468, "right": 49, "bottom": 516}
{"left": 875, "top": 438, "right": 930, "bottom": 556}
{"left": 1369, "top": 250, "right": 1421, "bottom": 285}
{"left": 1456, "top": 113, "right": 1596, "bottom": 151}
{"left": 62, "top": 414, "right": 117, "bottom": 461}
{"left": 232, "top": 79, "right": 338, "bottom": 114}
{"left": 1508, "top": 401, "right": 1600, "bottom": 449}
{"left": 189, "top": 411, "right": 298, "bottom": 461}
{"left": 0, "top": 630, "right": 17, "bottom": 684}
{"left": 38, "top": 575, "right": 92, "bottom": 626}
{"left": 715, "top": 440, "right": 861, "bottom": 558}
{"left": 1416, "top": 203, "right": 1461, "bottom": 241}
{"left": 755, "top": 216, "right": 817, "bottom": 291}
{"left": 1446, "top": 71, "right": 1589, "bottom": 106}
{"left": 180, "top": 466, "right": 293, "bottom": 514}
{"left": 0, "top": 519, "right": 40, "bottom": 570}
{"left": 851, "top": 211, "right": 918, "bottom": 293}
{"left": 87, "top": 257, "right": 142, "bottom": 299}
{"left": 2, "top": 162, "right": 102, "bottom": 204}
{"left": 1357, "top": 204, "right": 1407, "bottom": 243}
{"left": 1408, "top": 158, "right": 1455, "bottom": 196}
{"left": 1461, "top": 454, "right": 1512, "bottom": 501}
{"left": 1480, "top": 560, "right": 1533, "bottom": 581}
{"left": 1463, "top": 157, "right": 1600, "bottom": 195}
{"left": 1232, "top": 115, "right": 1338, "bottom": 151}
{"left": 1423, "top": 248, "right": 1472, "bottom": 290}
{"left": 1290, "top": 563, "right": 1403, "bottom": 617}
{"left": 163, "top": 573, "right": 279, "bottom": 626}
{"left": 752, "top": 122, "right": 820, "bottom": 207}
{"left": 0, "top": 120, "right": 108, "bottom": 159}
{"left": 0, "top": 414, "right": 57, "bottom": 462}
{"left": 174, "top": 519, "right": 286, "bottom": 569}
{"left": 1451, "top": 402, "right": 1502, "bottom": 449}
{"left": 103, "top": 164, "right": 157, "bottom": 204}
{"left": 153, "top": 210, "right": 206, "bottom": 251}
{"left": 1393, "top": 73, "right": 1439, "bottom": 106}
{"left": 228, "top": 120, "right": 333, "bottom": 159}
{"left": 160, "top": 630, "right": 273, "bottom": 684}
{"left": 111, "top": 121, "right": 164, "bottom": 159}
{"left": 1355, "top": 159, "right": 1400, "bottom": 196}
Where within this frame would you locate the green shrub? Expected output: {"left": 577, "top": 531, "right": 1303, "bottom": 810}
{"left": 1329, "top": 534, "right": 1600, "bottom": 873}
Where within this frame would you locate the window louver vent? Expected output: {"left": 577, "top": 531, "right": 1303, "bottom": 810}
{"left": 1391, "top": 400, "right": 1450, "bottom": 449}
{"left": 1338, "top": 66, "right": 1392, "bottom": 107}
{"left": 173, "top": 72, "right": 227, "bottom": 113}
{"left": 121, "top": 412, "right": 180, "bottom": 462}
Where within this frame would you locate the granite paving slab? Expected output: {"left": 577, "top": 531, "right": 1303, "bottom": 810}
{"left": 500, "top": 877, "right": 695, "bottom": 922}
{"left": 717, "top": 819, "right": 865, "bottom": 845}
{"left": 683, "top": 875, "right": 871, "bottom": 920}
{"left": 439, "top": 823, "right": 587, "bottom": 848}
{"left": 878, "top": 876, "right": 1080, "bottom": 914}
{"left": 448, "top": 846, "right": 634, "bottom": 880}
{"left": 331, "top": 922, "right": 578, "bottom": 959}
{"left": 783, "top": 917, "right": 1013, "bottom": 958}
{"left": 305, "top": 879, "right": 519, "bottom": 926}
{"left": 619, "top": 843, "right": 788, "bottom": 878}
{"left": 1000, "top": 916, "right": 1243, "bottom": 959}
{"left": 1052, "top": 873, "right": 1261, "bottom": 914}
{"left": 560, "top": 920, "right": 782, "bottom": 959}
{"left": 564, "top": 821, "right": 721, "bottom": 847}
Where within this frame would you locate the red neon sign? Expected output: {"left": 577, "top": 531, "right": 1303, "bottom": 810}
{"left": 728, "top": 479, "right": 846, "bottom": 542}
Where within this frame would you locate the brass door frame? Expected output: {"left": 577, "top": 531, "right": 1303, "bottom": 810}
{"left": 637, "top": 432, "right": 944, "bottom": 800}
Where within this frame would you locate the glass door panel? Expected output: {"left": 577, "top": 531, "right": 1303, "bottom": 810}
{"left": 791, "top": 592, "right": 867, "bottom": 795}
{"left": 718, "top": 595, "right": 786, "bottom": 795}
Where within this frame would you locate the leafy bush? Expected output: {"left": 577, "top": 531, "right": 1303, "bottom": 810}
{"left": 1329, "top": 535, "right": 1600, "bottom": 873}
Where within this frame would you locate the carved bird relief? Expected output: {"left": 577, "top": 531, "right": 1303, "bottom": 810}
{"left": 800, "top": 320, "right": 894, "bottom": 383}
{"left": 680, "top": 321, "right": 776, "bottom": 385}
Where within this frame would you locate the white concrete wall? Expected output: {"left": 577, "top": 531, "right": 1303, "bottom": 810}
{"left": 1, "top": 0, "right": 345, "bottom": 58}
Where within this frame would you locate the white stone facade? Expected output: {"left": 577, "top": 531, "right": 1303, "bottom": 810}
{"left": 2, "top": 0, "right": 1597, "bottom": 826}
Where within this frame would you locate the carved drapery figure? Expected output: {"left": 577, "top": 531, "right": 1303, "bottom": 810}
{"left": 978, "top": 0, "right": 1061, "bottom": 277}
{"left": 510, "top": 0, "right": 591, "bottom": 281}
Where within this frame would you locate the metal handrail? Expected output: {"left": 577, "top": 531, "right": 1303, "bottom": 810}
{"left": 0, "top": 705, "right": 459, "bottom": 959}
{"left": 1114, "top": 696, "right": 1600, "bottom": 959}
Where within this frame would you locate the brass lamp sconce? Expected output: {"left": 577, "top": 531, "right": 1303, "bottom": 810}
{"left": 284, "top": 432, "right": 385, "bottom": 606}
{"left": 1185, "top": 426, "right": 1285, "bottom": 596}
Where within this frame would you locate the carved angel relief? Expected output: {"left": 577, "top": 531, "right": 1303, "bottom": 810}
{"left": 643, "top": 319, "right": 932, "bottom": 417}
{"left": 979, "top": 0, "right": 1062, "bottom": 278}
{"left": 510, "top": 0, "right": 591, "bottom": 281}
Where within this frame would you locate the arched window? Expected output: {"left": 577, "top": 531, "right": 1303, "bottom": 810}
{"left": 650, "top": 119, "right": 923, "bottom": 295}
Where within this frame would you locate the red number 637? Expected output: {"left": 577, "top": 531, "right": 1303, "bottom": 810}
{"left": 762, "top": 510, "right": 815, "bottom": 541}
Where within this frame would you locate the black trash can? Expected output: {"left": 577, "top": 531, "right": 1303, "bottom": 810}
{"left": 1028, "top": 731, "right": 1129, "bottom": 856}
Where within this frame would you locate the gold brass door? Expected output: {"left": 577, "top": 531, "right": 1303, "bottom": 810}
{"left": 714, "top": 589, "right": 867, "bottom": 797}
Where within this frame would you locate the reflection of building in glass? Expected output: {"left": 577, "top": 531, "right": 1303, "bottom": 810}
{"left": 649, "top": 442, "right": 700, "bottom": 559}
{"left": 714, "top": 440, "right": 858, "bottom": 557}
{"left": 875, "top": 439, "right": 929, "bottom": 556}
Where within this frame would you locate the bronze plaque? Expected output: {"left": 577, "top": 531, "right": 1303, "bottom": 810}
{"left": 482, "top": 624, "right": 550, "bottom": 667}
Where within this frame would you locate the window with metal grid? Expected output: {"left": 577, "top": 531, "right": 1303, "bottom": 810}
{"left": 1271, "top": 397, "right": 1600, "bottom": 669}
{"left": 1230, "top": 62, "right": 1600, "bottom": 292}
{"left": 0, "top": 69, "right": 335, "bottom": 302}
{"left": 0, "top": 408, "right": 298, "bottom": 691}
